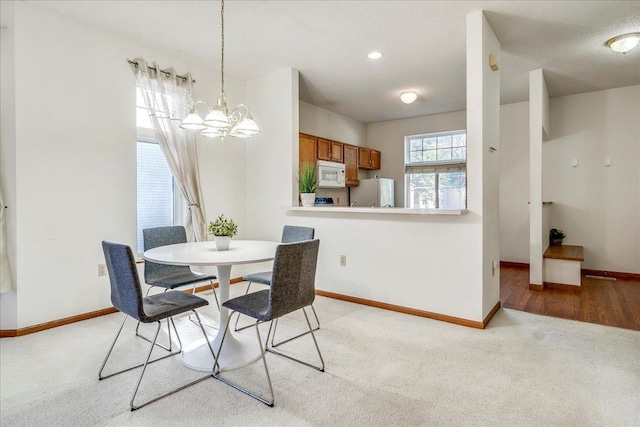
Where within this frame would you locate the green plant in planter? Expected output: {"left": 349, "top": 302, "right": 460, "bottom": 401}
{"left": 549, "top": 228, "right": 565, "bottom": 246}
{"left": 208, "top": 215, "right": 238, "bottom": 237}
{"left": 298, "top": 162, "right": 318, "bottom": 194}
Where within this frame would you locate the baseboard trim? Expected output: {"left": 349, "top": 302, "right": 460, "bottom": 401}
{"left": 0, "top": 277, "right": 245, "bottom": 338}
{"left": 315, "top": 289, "right": 489, "bottom": 329}
{"left": 544, "top": 282, "right": 582, "bottom": 292}
{"left": 0, "top": 307, "right": 119, "bottom": 337}
{"left": 483, "top": 301, "right": 501, "bottom": 327}
{"left": 503, "top": 262, "right": 639, "bottom": 282}
{"left": 581, "top": 269, "right": 640, "bottom": 281}
{"left": 529, "top": 283, "right": 544, "bottom": 291}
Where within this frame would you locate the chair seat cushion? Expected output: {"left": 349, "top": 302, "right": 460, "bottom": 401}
{"left": 147, "top": 271, "right": 216, "bottom": 290}
{"left": 142, "top": 291, "right": 209, "bottom": 323}
{"left": 241, "top": 271, "right": 272, "bottom": 286}
{"left": 223, "top": 289, "right": 271, "bottom": 322}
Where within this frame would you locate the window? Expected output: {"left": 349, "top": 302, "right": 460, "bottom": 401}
{"left": 404, "top": 130, "right": 466, "bottom": 209}
{"left": 136, "top": 87, "right": 181, "bottom": 253}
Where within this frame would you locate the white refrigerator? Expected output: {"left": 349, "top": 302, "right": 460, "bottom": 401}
{"left": 350, "top": 178, "right": 395, "bottom": 207}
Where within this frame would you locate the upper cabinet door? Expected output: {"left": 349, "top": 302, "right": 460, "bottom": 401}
{"left": 317, "top": 138, "right": 332, "bottom": 161}
{"left": 358, "top": 147, "right": 381, "bottom": 169}
{"left": 299, "top": 133, "right": 317, "bottom": 166}
{"left": 331, "top": 141, "right": 344, "bottom": 163}
{"left": 344, "top": 144, "right": 358, "bottom": 186}
{"left": 370, "top": 150, "right": 381, "bottom": 170}
{"left": 358, "top": 147, "right": 371, "bottom": 168}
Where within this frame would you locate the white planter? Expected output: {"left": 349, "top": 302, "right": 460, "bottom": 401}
{"left": 300, "top": 193, "right": 316, "bottom": 207}
{"left": 214, "top": 236, "right": 231, "bottom": 251}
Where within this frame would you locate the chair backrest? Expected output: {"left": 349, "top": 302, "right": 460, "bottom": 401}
{"left": 102, "top": 241, "right": 145, "bottom": 321}
{"left": 281, "top": 225, "right": 315, "bottom": 243}
{"left": 268, "top": 239, "right": 320, "bottom": 320}
{"left": 143, "top": 226, "right": 191, "bottom": 282}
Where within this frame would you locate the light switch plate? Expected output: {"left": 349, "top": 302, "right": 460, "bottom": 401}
{"left": 604, "top": 157, "right": 612, "bottom": 167}
{"left": 571, "top": 158, "right": 579, "bottom": 167}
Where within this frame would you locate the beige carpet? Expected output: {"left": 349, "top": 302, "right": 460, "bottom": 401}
{"left": 1, "top": 285, "right": 639, "bottom": 426}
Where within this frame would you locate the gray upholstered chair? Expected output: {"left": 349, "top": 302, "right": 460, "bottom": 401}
{"left": 100, "top": 241, "right": 217, "bottom": 410}
{"left": 236, "top": 225, "right": 319, "bottom": 343}
{"left": 141, "top": 226, "right": 219, "bottom": 347}
{"left": 215, "top": 239, "right": 323, "bottom": 407}
{"left": 143, "top": 226, "right": 219, "bottom": 305}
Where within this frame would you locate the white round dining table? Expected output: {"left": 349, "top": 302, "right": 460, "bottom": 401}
{"left": 143, "top": 239, "right": 279, "bottom": 372}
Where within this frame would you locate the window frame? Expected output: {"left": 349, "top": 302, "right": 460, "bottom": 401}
{"left": 403, "top": 130, "right": 467, "bottom": 209}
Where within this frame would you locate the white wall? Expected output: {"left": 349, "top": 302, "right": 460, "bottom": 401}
{"left": 544, "top": 86, "right": 640, "bottom": 273}
{"left": 529, "top": 69, "right": 549, "bottom": 286}
{"left": 0, "top": 0, "right": 18, "bottom": 328}
{"left": 245, "top": 68, "right": 299, "bottom": 241}
{"left": 1, "top": 2, "right": 247, "bottom": 329}
{"left": 499, "top": 101, "right": 530, "bottom": 263}
{"left": 299, "top": 101, "right": 366, "bottom": 146}
{"left": 467, "top": 10, "right": 500, "bottom": 318}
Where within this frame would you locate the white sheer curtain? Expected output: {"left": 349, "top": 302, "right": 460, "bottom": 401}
{"left": 0, "top": 185, "right": 11, "bottom": 293}
{"left": 130, "top": 58, "right": 207, "bottom": 242}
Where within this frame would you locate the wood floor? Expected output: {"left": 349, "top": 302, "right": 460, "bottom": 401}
{"left": 500, "top": 264, "right": 640, "bottom": 331}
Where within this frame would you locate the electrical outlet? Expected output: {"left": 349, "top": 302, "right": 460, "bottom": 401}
{"left": 340, "top": 255, "right": 346, "bottom": 267}
{"left": 98, "top": 263, "right": 107, "bottom": 277}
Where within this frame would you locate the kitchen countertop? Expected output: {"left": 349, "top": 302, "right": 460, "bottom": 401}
{"left": 286, "top": 206, "right": 468, "bottom": 215}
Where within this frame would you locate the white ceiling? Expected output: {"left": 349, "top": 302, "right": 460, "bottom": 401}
{"left": 29, "top": 0, "right": 640, "bottom": 124}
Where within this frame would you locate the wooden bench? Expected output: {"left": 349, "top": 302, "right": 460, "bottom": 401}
{"left": 543, "top": 245, "right": 584, "bottom": 290}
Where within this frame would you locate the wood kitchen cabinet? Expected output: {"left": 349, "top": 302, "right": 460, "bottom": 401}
{"left": 369, "top": 149, "right": 381, "bottom": 169}
{"left": 317, "top": 138, "right": 343, "bottom": 163}
{"left": 317, "top": 138, "right": 331, "bottom": 161}
{"left": 343, "top": 144, "right": 359, "bottom": 186}
{"left": 358, "top": 147, "right": 381, "bottom": 170}
{"left": 331, "top": 141, "right": 344, "bottom": 163}
{"left": 299, "top": 133, "right": 317, "bottom": 166}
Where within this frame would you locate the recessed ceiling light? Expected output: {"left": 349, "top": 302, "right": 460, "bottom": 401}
{"left": 400, "top": 91, "right": 417, "bottom": 104}
{"left": 368, "top": 51, "right": 383, "bottom": 60}
{"left": 606, "top": 32, "right": 640, "bottom": 54}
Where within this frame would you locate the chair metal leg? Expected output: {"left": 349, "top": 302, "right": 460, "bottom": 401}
{"left": 266, "top": 307, "right": 325, "bottom": 372}
{"left": 233, "top": 281, "right": 255, "bottom": 332}
{"left": 100, "top": 311, "right": 217, "bottom": 410}
{"left": 213, "top": 312, "right": 275, "bottom": 407}
{"left": 99, "top": 315, "right": 182, "bottom": 381}
{"left": 136, "top": 287, "right": 173, "bottom": 351}
{"left": 270, "top": 303, "right": 320, "bottom": 348}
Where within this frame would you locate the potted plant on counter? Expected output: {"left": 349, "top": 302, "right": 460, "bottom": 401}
{"left": 298, "top": 162, "right": 317, "bottom": 207}
{"left": 208, "top": 214, "right": 238, "bottom": 251}
{"left": 549, "top": 228, "right": 565, "bottom": 246}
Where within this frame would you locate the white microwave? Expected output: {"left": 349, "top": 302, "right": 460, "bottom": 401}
{"left": 317, "top": 160, "right": 345, "bottom": 188}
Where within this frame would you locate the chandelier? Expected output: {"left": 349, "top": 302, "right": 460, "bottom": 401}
{"left": 180, "top": 0, "right": 260, "bottom": 139}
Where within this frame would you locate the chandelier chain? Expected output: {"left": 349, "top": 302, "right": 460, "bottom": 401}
{"left": 220, "top": 0, "right": 225, "bottom": 96}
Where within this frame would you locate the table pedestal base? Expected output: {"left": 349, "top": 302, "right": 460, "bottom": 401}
{"left": 181, "top": 330, "right": 261, "bottom": 372}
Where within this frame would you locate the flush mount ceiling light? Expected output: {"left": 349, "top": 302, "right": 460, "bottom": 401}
{"left": 180, "top": 0, "right": 260, "bottom": 139}
{"left": 368, "top": 51, "right": 383, "bottom": 60}
{"left": 606, "top": 32, "right": 640, "bottom": 54}
{"left": 400, "top": 91, "right": 418, "bottom": 104}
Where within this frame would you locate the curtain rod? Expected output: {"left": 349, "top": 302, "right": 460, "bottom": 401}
{"left": 127, "top": 59, "right": 196, "bottom": 84}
